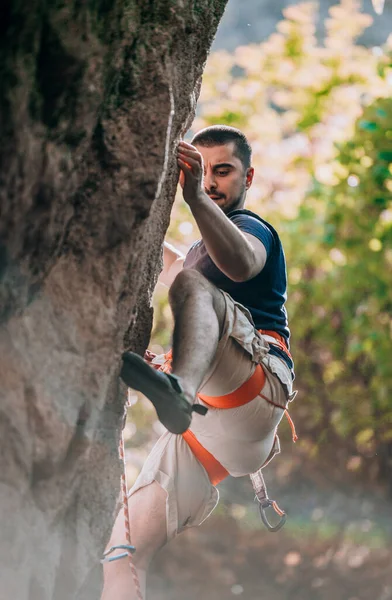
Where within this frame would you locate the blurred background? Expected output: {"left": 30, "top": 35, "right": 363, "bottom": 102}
{"left": 124, "top": 1, "right": 392, "bottom": 597}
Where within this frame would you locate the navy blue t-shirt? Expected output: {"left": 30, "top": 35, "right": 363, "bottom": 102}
{"left": 183, "top": 208, "right": 294, "bottom": 374}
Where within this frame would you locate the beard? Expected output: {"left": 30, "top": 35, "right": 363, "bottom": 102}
{"left": 207, "top": 189, "right": 246, "bottom": 215}
{"left": 220, "top": 194, "right": 245, "bottom": 215}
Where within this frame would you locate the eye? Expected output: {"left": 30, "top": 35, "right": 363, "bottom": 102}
{"left": 217, "top": 169, "right": 230, "bottom": 176}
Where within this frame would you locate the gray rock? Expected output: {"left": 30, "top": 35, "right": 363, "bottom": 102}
{"left": 0, "top": 1, "right": 227, "bottom": 598}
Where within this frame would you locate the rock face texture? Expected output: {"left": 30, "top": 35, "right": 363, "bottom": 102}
{"left": 0, "top": 1, "right": 228, "bottom": 598}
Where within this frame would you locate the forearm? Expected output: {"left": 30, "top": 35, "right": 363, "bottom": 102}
{"left": 189, "top": 193, "right": 256, "bottom": 282}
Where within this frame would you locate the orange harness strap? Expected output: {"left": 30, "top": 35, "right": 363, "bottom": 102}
{"left": 180, "top": 329, "right": 297, "bottom": 487}
{"left": 198, "top": 363, "right": 266, "bottom": 408}
{"left": 182, "top": 372, "right": 297, "bottom": 486}
{"left": 182, "top": 429, "right": 229, "bottom": 485}
{"left": 182, "top": 366, "right": 266, "bottom": 486}
{"left": 198, "top": 350, "right": 297, "bottom": 443}
{"left": 257, "top": 330, "right": 297, "bottom": 441}
{"left": 258, "top": 329, "right": 293, "bottom": 359}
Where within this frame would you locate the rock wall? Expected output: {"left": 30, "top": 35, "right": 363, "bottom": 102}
{"left": 0, "top": 1, "right": 228, "bottom": 598}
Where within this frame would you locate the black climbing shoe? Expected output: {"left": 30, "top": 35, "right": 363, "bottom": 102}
{"left": 120, "top": 352, "right": 207, "bottom": 434}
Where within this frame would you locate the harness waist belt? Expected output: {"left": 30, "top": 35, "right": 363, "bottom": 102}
{"left": 258, "top": 329, "right": 292, "bottom": 358}
{"left": 198, "top": 330, "right": 290, "bottom": 409}
{"left": 198, "top": 363, "right": 266, "bottom": 408}
{"left": 182, "top": 363, "right": 268, "bottom": 485}
{"left": 181, "top": 329, "right": 296, "bottom": 486}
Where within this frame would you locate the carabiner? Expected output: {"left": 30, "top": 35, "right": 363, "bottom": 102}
{"left": 259, "top": 500, "right": 286, "bottom": 532}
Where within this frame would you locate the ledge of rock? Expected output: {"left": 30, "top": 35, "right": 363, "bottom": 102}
{"left": 0, "top": 1, "right": 228, "bottom": 598}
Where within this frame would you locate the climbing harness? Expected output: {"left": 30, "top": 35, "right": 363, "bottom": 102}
{"left": 102, "top": 328, "right": 296, "bottom": 599}
{"left": 158, "top": 329, "right": 297, "bottom": 532}
{"left": 101, "top": 390, "right": 143, "bottom": 600}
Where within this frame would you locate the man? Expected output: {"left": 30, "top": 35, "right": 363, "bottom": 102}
{"left": 101, "top": 126, "right": 295, "bottom": 600}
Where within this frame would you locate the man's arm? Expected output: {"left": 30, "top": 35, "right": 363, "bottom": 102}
{"left": 159, "top": 241, "right": 184, "bottom": 287}
{"left": 189, "top": 198, "right": 266, "bottom": 282}
{"left": 177, "top": 142, "right": 266, "bottom": 282}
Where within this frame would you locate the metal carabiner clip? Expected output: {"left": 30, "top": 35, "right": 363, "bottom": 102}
{"left": 259, "top": 499, "right": 287, "bottom": 533}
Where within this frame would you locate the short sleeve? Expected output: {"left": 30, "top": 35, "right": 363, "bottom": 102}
{"left": 230, "top": 214, "right": 274, "bottom": 257}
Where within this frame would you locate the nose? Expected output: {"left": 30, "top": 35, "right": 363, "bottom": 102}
{"left": 204, "top": 170, "right": 217, "bottom": 192}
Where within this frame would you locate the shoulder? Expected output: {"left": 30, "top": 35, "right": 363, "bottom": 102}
{"left": 228, "top": 209, "right": 272, "bottom": 230}
{"left": 228, "top": 209, "right": 277, "bottom": 253}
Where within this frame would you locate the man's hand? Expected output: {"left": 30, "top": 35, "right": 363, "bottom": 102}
{"left": 177, "top": 141, "right": 205, "bottom": 208}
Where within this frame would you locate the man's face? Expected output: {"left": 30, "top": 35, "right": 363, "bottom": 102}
{"left": 195, "top": 142, "right": 254, "bottom": 214}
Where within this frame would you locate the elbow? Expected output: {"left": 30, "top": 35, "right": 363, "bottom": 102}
{"left": 231, "top": 273, "right": 253, "bottom": 283}
{"left": 228, "top": 263, "right": 256, "bottom": 283}
{"left": 229, "top": 255, "right": 263, "bottom": 282}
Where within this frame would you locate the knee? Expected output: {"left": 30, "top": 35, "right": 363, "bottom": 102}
{"left": 169, "top": 269, "right": 210, "bottom": 305}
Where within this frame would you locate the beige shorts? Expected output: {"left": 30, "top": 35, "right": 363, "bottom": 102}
{"left": 129, "top": 291, "right": 294, "bottom": 541}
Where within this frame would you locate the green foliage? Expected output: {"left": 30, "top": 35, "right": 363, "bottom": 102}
{"left": 287, "top": 96, "right": 392, "bottom": 467}
{"left": 151, "top": 0, "right": 392, "bottom": 483}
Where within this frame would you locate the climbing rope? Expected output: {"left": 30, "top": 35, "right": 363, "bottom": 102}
{"left": 118, "top": 414, "right": 143, "bottom": 600}
{"left": 101, "top": 389, "right": 143, "bottom": 600}
{"left": 119, "top": 436, "right": 143, "bottom": 600}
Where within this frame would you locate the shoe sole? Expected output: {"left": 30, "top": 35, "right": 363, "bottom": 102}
{"left": 120, "top": 352, "right": 193, "bottom": 434}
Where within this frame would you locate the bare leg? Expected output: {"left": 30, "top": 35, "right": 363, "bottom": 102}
{"left": 168, "top": 269, "right": 226, "bottom": 401}
{"left": 101, "top": 482, "right": 167, "bottom": 600}
{"left": 120, "top": 269, "right": 226, "bottom": 433}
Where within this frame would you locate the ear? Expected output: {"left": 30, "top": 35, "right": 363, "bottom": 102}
{"left": 245, "top": 167, "right": 254, "bottom": 190}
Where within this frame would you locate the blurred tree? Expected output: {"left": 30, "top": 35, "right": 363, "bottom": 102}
{"left": 150, "top": 0, "right": 392, "bottom": 489}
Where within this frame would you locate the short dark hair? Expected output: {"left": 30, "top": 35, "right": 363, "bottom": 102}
{"left": 191, "top": 125, "right": 252, "bottom": 169}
